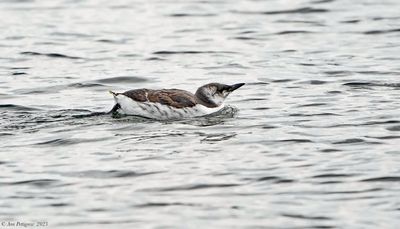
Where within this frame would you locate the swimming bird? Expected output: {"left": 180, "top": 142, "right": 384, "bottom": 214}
{"left": 109, "top": 82, "right": 245, "bottom": 120}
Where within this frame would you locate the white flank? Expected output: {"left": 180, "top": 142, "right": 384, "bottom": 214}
{"left": 115, "top": 94, "right": 222, "bottom": 120}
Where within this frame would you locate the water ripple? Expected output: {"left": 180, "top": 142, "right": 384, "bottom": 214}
{"left": 361, "top": 177, "right": 400, "bottom": 182}
{"left": 94, "top": 76, "right": 149, "bottom": 84}
{"left": 134, "top": 202, "right": 199, "bottom": 208}
{"left": 233, "top": 7, "right": 329, "bottom": 15}
{"left": 58, "top": 170, "right": 161, "bottom": 179}
{"left": 168, "top": 13, "right": 217, "bottom": 17}
{"left": 20, "top": 51, "right": 82, "bottom": 60}
{"left": 141, "top": 183, "right": 241, "bottom": 192}
{"left": 152, "top": 50, "right": 238, "bottom": 55}
{"left": 0, "top": 179, "right": 62, "bottom": 187}
{"left": 364, "top": 28, "right": 400, "bottom": 35}
{"left": 281, "top": 213, "right": 332, "bottom": 221}
{"left": 255, "top": 176, "right": 295, "bottom": 183}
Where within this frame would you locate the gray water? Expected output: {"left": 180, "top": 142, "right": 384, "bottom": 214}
{"left": 1, "top": 0, "right": 400, "bottom": 228}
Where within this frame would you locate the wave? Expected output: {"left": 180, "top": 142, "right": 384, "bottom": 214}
{"left": 20, "top": 51, "right": 82, "bottom": 60}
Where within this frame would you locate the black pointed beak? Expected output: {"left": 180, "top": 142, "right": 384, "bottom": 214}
{"left": 228, "top": 83, "right": 245, "bottom": 92}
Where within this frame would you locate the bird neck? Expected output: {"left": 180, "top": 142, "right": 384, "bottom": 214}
{"left": 195, "top": 93, "right": 219, "bottom": 108}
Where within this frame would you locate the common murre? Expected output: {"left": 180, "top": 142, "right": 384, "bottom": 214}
{"left": 109, "top": 82, "right": 245, "bottom": 120}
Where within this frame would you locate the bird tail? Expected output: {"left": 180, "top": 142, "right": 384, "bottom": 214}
{"left": 109, "top": 90, "right": 118, "bottom": 97}
{"left": 108, "top": 91, "right": 121, "bottom": 114}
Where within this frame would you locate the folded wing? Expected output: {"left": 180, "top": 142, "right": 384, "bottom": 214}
{"left": 122, "top": 89, "right": 197, "bottom": 108}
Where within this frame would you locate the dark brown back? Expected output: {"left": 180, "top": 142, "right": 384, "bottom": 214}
{"left": 122, "top": 89, "right": 198, "bottom": 108}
